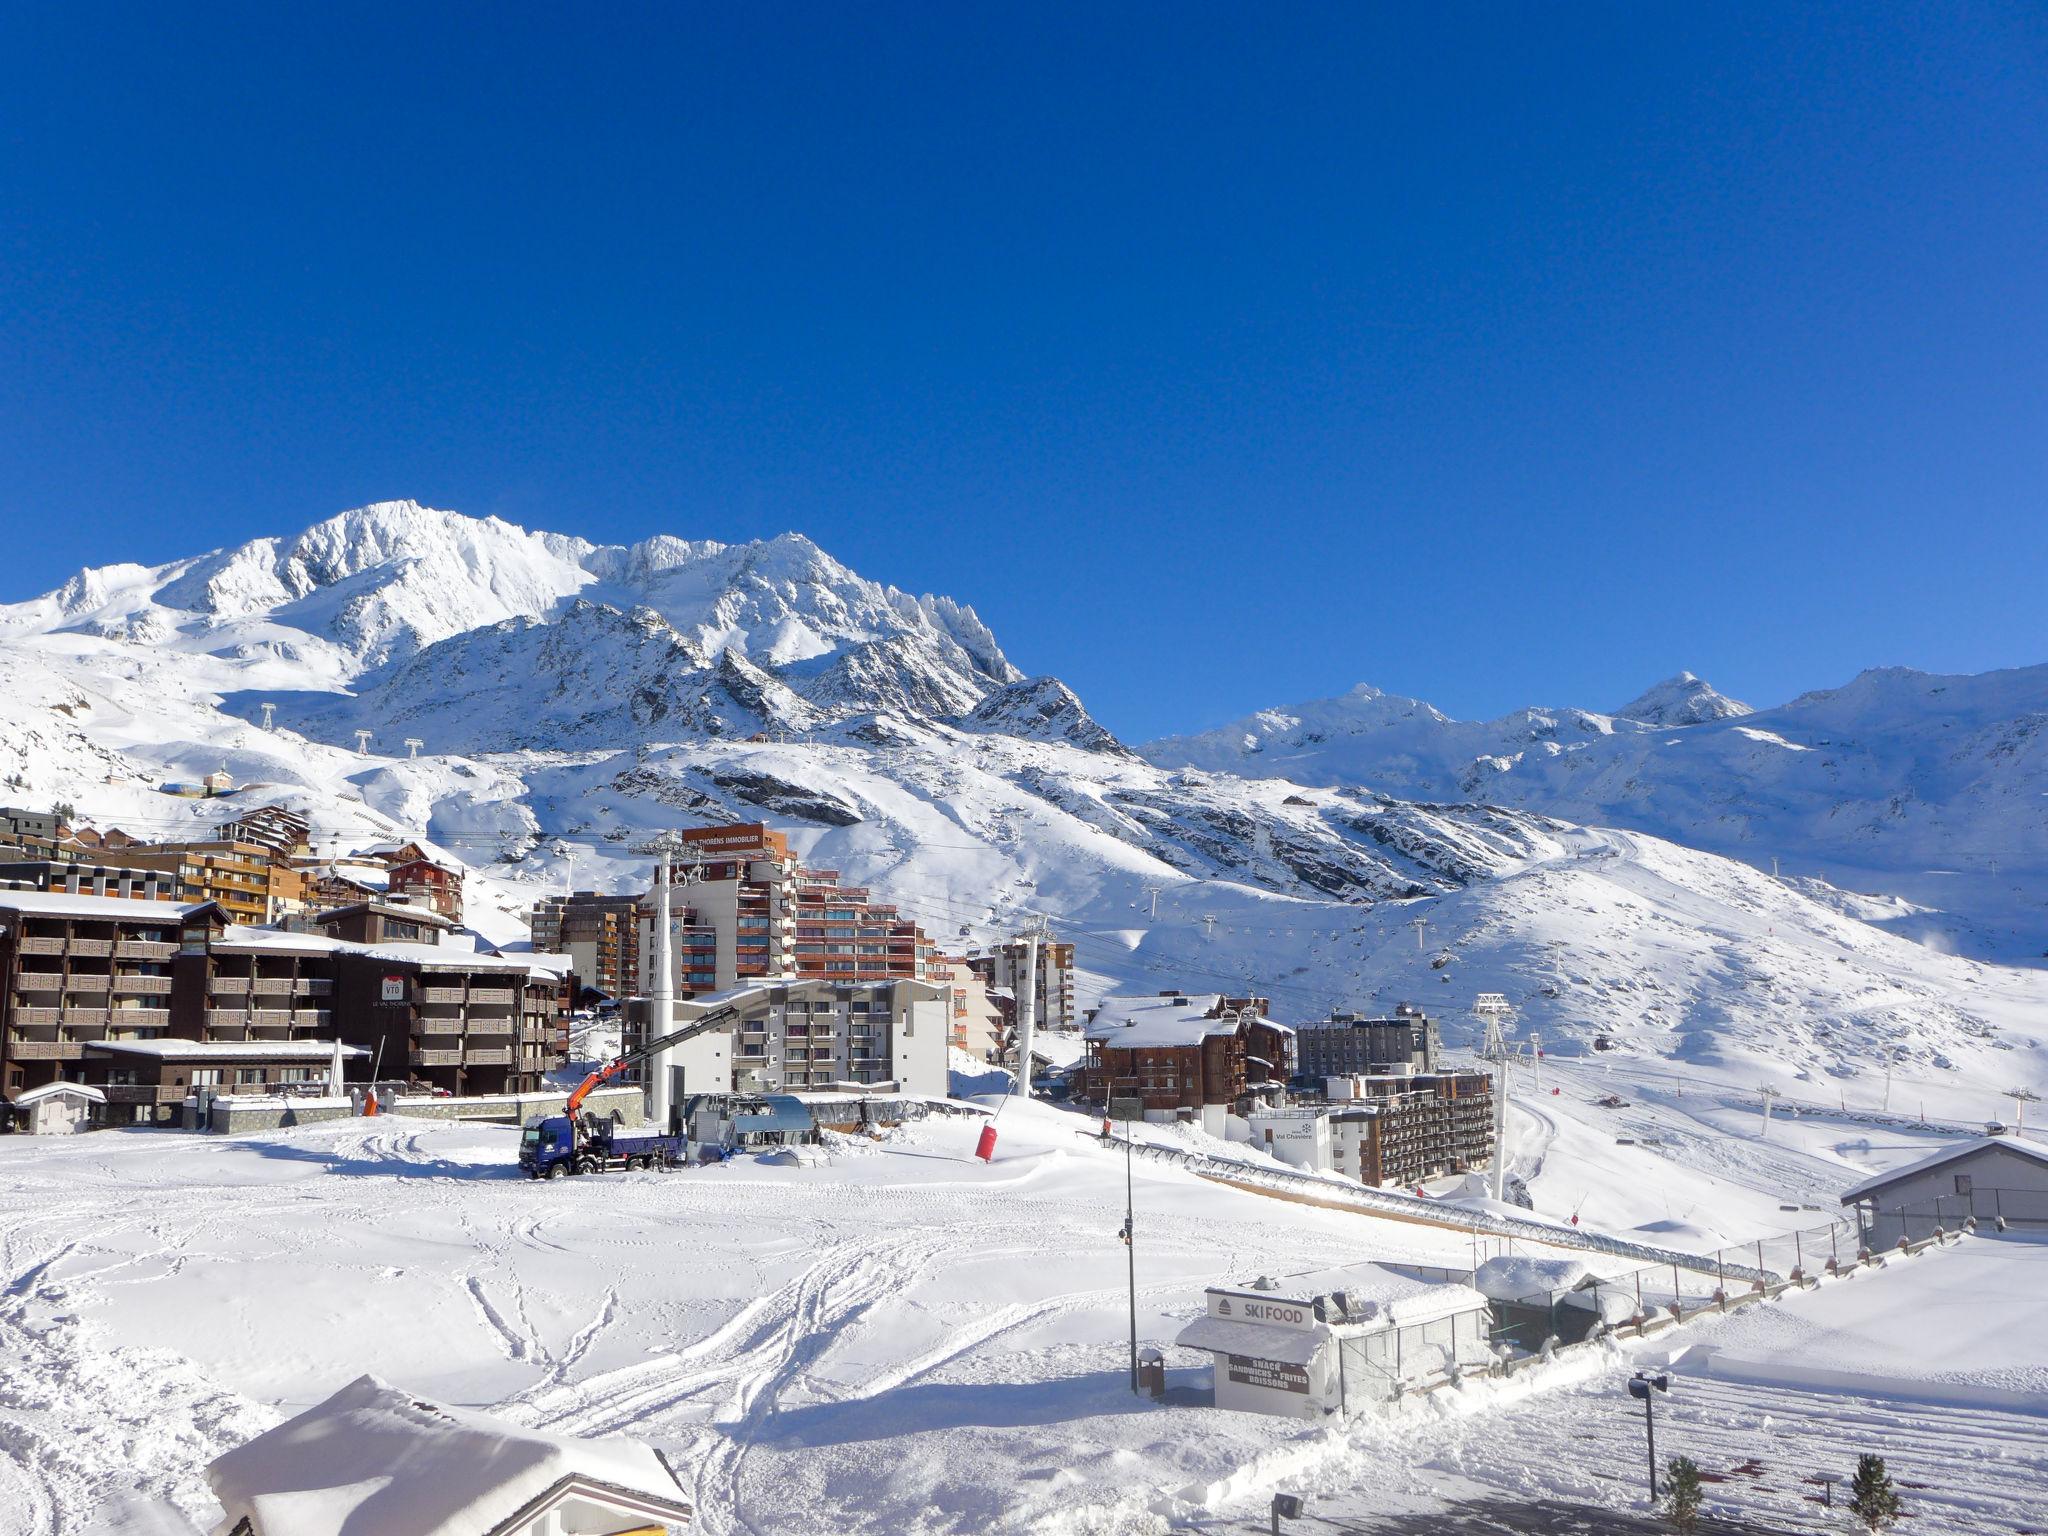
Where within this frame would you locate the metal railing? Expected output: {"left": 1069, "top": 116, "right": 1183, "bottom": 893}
{"left": 1082, "top": 1130, "right": 1782, "bottom": 1284}
{"left": 1856, "top": 1188, "right": 2048, "bottom": 1246}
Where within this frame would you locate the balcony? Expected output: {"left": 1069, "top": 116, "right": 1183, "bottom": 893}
{"left": 246, "top": 1010, "right": 292, "bottom": 1027}
{"left": 65, "top": 974, "right": 111, "bottom": 992}
{"left": 15, "top": 972, "right": 60, "bottom": 993}
{"left": 464, "top": 1017, "right": 513, "bottom": 1039}
{"left": 58, "top": 1008, "right": 108, "bottom": 1027}
{"left": 466, "top": 987, "right": 516, "bottom": 1007}
{"left": 211, "top": 976, "right": 251, "bottom": 994}
{"left": 420, "top": 986, "right": 466, "bottom": 1005}
{"left": 297, "top": 978, "right": 334, "bottom": 997}
{"left": 288, "top": 1010, "right": 332, "bottom": 1029}
{"left": 10, "top": 1006, "right": 60, "bottom": 1026}
{"left": 67, "top": 939, "right": 113, "bottom": 958}
{"left": 115, "top": 941, "right": 176, "bottom": 960}
{"left": 417, "top": 1017, "right": 463, "bottom": 1036}
{"left": 102, "top": 1083, "right": 172, "bottom": 1106}
{"left": 413, "top": 1048, "right": 463, "bottom": 1067}
{"left": 106, "top": 1009, "right": 168, "bottom": 1029}
{"left": 16, "top": 937, "right": 64, "bottom": 956}
{"left": 251, "top": 978, "right": 294, "bottom": 996}
{"left": 463, "top": 1046, "right": 514, "bottom": 1066}
{"left": 111, "top": 975, "right": 173, "bottom": 995}
{"left": 9, "top": 1040, "right": 79, "bottom": 1060}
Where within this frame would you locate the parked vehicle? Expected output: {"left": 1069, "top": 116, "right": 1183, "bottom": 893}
{"left": 520, "top": 1114, "right": 685, "bottom": 1177}
{"left": 514, "top": 995, "right": 752, "bottom": 1181}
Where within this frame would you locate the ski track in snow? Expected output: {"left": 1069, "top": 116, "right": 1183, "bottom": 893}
{"left": 1, "top": 1085, "right": 2045, "bottom": 1533}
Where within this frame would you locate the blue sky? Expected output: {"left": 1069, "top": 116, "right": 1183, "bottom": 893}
{"left": 3, "top": 4, "right": 2044, "bottom": 741}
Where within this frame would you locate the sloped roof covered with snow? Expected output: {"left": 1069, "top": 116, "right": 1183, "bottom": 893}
{"left": 86, "top": 1039, "right": 366, "bottom": 1061}
{"left": 12, "top": 1080, "right": 105, "bottom": 1105}
{"left": 0, "top": 890, "right": 205, "bottom": 921}
{"left": 1175, "top": 1314, "right": 1330, "bottom": 1364}
{"left": 1840, "top": 1135, "right": 2048, "bottom": 1203}
{"left": 207, "top": 1373, "right": 690, "bottom": 1536}
{"left": 1085, "top": 993, "right": 1289, "bottom": 1047}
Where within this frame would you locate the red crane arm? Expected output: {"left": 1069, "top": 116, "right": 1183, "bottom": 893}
{"left": 564, "top": 1056, "right": 632, "bottom": 1116}
{"left": 557, "top": 995, "right": 752, "bottom": 1117}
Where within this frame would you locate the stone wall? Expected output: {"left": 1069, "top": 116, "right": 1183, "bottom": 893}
{"left": 205, "top": 1085, "right": 644, "bottom": 1135}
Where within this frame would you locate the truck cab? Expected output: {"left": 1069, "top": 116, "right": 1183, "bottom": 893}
{"left": 519, "top": 1115, "right": 578, "bottom": 1178}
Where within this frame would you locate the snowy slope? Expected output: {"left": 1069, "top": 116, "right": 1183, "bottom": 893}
{"left": 2, "top": 1089, "right": 2040, "bottom": 1536}
{"left": 1143, "top": 666, "right": 2048, "bottom": 955}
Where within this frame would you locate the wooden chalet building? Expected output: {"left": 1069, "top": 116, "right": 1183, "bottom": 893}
{"left": 1080, "top": 992, "right": 1293, "bottom": 1130}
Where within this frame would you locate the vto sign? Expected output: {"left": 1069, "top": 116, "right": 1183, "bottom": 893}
{"left": 1207, "top": 1290, "right": 1315, "bottom": 1330}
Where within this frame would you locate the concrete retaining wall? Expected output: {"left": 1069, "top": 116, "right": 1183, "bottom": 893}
{"left": 207, "top": 1085, "right": 644, "bottom": 1134}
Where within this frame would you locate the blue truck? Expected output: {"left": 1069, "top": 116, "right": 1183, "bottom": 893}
{"left": 516, "top": 996, "right": 755, "bottom": 1180}
{"left": 519, "top": 1112, "right": 685, "bottom": 1178}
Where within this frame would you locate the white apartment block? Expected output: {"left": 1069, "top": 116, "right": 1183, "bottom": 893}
{"left": 670, "top": 977, "right": 950, "bottom": 1098}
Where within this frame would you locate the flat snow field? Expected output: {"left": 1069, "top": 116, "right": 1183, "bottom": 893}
{"left": 3, "top": 1101, "right": 2046, "bottom": 1535}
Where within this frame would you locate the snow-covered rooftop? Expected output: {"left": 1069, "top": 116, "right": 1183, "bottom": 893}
{"left": 1206, "top": 1261, "right": 1487, "bottom": 1331}
{"left": 12, "top": 1080, "right": 105, "bottom": 1105}
{"left": 1085, "top": 992, "right": 1289, "bottom": 1047}
{"left": 84, "top": 1039, "right": 367, "bottom": 1061}
{"left": 1839, "top": 1134, "right": 2048, "bottom": 1203}
{"left": 215, "top": 925, "right": 349, "bottom": 955}
{"left": 206, "top": 1373, "right": 691, "bottom": 1536}
{"left": 0, "top": 890, "right": 203, "bottom": 921}
{"left": 350, "top": 941, "right": 536, "bottom": 973}
{"left": 317, "top": 899, "right": 455, "bottom": 928}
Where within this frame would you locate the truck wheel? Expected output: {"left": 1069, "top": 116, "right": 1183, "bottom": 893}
{"left": 543, "top": 1162, "right": 565, "bottom": 1179}
{"left": 632, "top": 1155, "right": 651, "bottom": 1171}
{"left": 576, "top": 1157, "right": 600, "bottom": 1175}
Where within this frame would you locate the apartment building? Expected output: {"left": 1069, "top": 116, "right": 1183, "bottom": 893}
{"left": 1080, "top": 992, "right": 1293, "bottom": 1128}
{"left": 633, "top": 823, "right": 937, "bottom": 996}
{"left": 174, "top": 927, "right": 340, "bottom": 1051}
{"left": 1245, "top": 1071, "right": 1495, "bottom": 1189}
{"left": 967, "top": 938, "right": 1076, "bottom": 1033}
{"left": 310, "top": 900, "right": 454, "bottom": 947}
{"left": 0, "top": 892, "right": 223, "bottom": 1097}
{"left": 214, "top": 805, "right": 312, "bottom": 859}
{"left": 625, "top": 977, "right": 949, "bottom": 1099}
{"left": 86, "top": 1038, "right": 365, "bottom": 1125}
{"left": 331, "top": 947, "right": 552, "bottom": 1097}
{"left": 935, "top": 956, "right": 1004, "bottom": 1060}
{"left": 1, "top": 889, "right": 566, "bottom": 1108}
{"left": 0, "top": 807, "right": 62, "bottom": 848}
{"left": 95, "top": 839, "right": 279, "bottom": 924}
{"left": 1328, "top": 1072, "right": 1495, "bottom": 1187}
{"left": 388, "top": 857, "right": 463, "bottom": 922}
{"left": 1293, "top": 1004, "right": 1438, "bottom": 1081}
{"left": 531, "top": 891, "right": 642, "bottom": 1003}
{"left": 0, "top": 858, "right": 182, "bottom": 902}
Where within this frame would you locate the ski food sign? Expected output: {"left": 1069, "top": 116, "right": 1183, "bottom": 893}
{"left": 1207, "top": 1290, "right": 1315, "bottom": 1330}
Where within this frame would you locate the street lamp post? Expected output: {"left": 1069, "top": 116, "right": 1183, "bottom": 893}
{"left": 1626, "top": 1372, "right": 1671, "bottom": 1502}
{"left": 1122, "top": 1117, "right": 1138, "bottom": 1392}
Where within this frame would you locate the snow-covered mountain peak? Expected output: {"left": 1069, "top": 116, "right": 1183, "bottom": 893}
{"left": 1612, "top": 671, "right": 1752, "bottom": 726}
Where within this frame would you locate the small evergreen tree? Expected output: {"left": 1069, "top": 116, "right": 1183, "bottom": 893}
{"left": 1664, "top": 1456, "right": 1703, "bottom": 1533}
{"left": 1848, "top": 1453, "right": 1900, "bottom": 1530}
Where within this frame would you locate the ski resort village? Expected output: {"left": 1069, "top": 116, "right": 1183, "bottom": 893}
{"left": 0, "top": 504, "right": 2044, "bottom": 1536}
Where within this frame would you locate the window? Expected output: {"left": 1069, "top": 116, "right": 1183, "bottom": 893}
{"left": 235, "top": 1068, "right": 266, "bottom": 1085}
{"left": 1954, "top": 1174, "right": 1974, "bottom": 1196}
{"left": 190, "top": 1069, "right": 221, "bottom": 1086}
